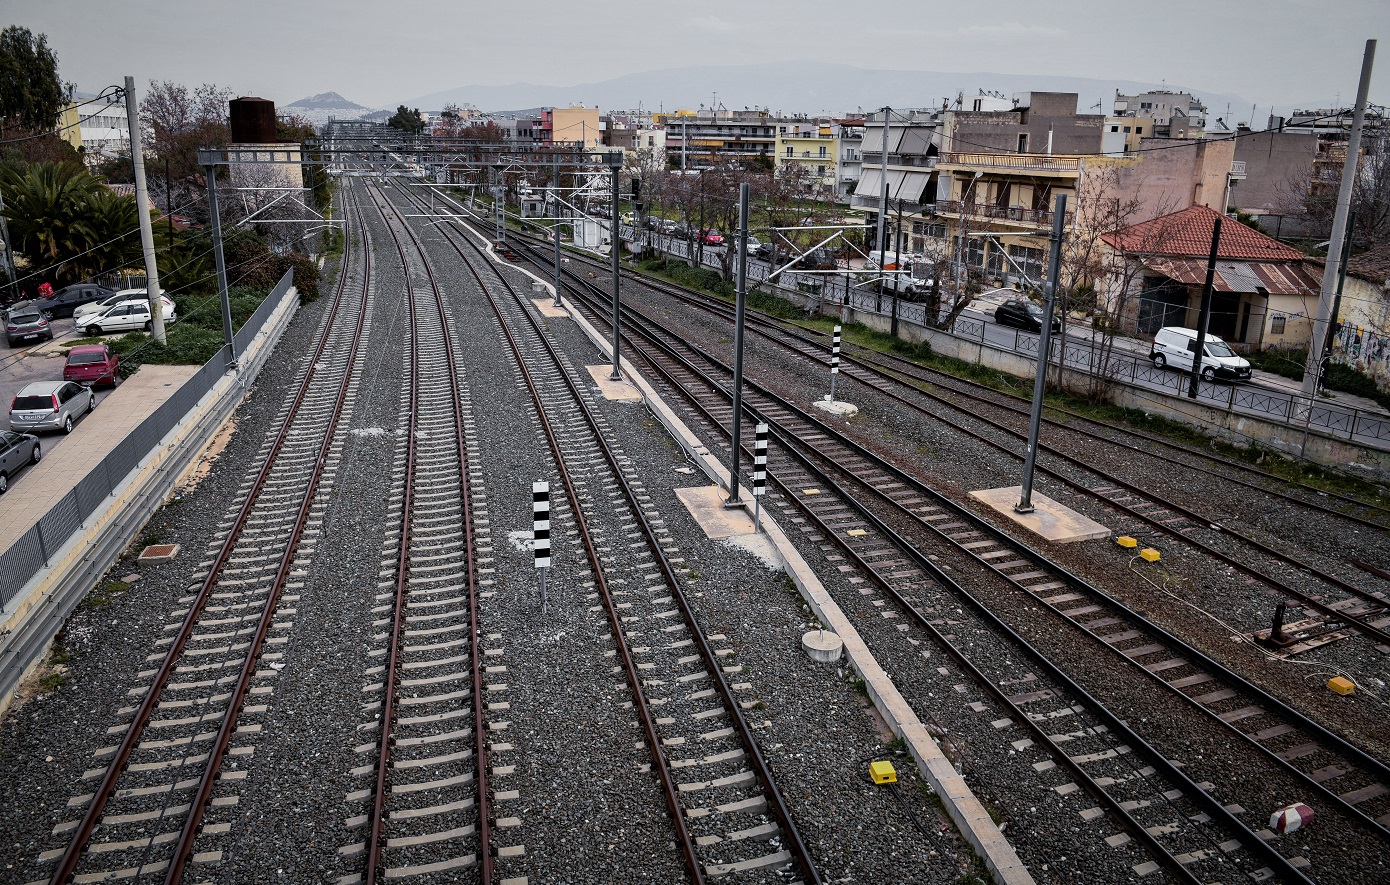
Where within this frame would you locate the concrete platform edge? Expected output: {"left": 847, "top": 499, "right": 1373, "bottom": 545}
{"left": 0, "top": 288, "right": 299, "bottom": 720}
{"left": 486, "top": 244, "right": 1034, "bottom": 885}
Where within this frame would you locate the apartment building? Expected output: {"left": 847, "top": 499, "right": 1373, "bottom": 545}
{"left": 1112, "top": 90, "right": 1208, "bottom": 138}
{"left": 541, "top": 106, "right": 603, "bottom": 149}
{"left": 656, "top": 109, "right": 780, "bottom": 170}
{"left": 852, "top": 109, "right": 942, "bottom": 252}
{"left": 71, "top": 91, "right": 130, "bottom": 163}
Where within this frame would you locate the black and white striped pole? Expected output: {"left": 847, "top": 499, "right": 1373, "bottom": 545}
{"left": 829, "top": 325, "right": 841, "bottom": 402}
{"left": 752, "top": 423, "right": 767, "bottom": 532}
{"left": 533, "top": 481, "right": 551, "bottom": 613}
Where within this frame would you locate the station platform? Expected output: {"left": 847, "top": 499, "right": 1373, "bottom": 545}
{"left": 0, "top": 365, "right": 200, "bottom": 554}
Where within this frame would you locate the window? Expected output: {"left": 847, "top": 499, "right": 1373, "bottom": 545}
{"left": 1017, "top": 133, "right": 1029, "bottom": 153}
{"left": 818, "top": 145, "right": 827, "bottom": 158}
{"left": 785, "top": 146, "right": 793, "bottom": 157}
{"left": 1271, "top": 315, "right": 1286, "bottom": 335}
{"left": 1123, "top": 126, "right": 1131, "bottom": 133}
{"left": 1136, "top": 126, "right": 1143, "bottom": 134}
{"left": 1111, "top": 125, "right": 1120, "bottom": 132}
{"left": 817, "top": 165, "right": 826, "bottom": 176}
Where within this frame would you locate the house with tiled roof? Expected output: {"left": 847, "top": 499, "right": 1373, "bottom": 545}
{"left": 1099, "top": 205, "right": 1320, "bottom": 350}
{"left": 1306, "top": 244, "right": 1390, "bottom": 387}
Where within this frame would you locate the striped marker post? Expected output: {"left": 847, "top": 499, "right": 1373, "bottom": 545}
{"left": 752, "top": 423, "right": 767, "bottom": 532}
{"left": 829, "top": 325, "right": 841, "bottom": 401}
{"left": 533, "top": 481, "right": 551, "bottom": 613}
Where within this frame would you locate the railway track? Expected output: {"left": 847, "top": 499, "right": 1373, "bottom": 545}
{"left": 500, "top": 233, "right": 1390, "bottom": 874}
{"left": 505, "top": 231, "right": 1390, "bottom": 650}
{"left": 38, "top": 188, "right": 375, "bottom": 885}
{"left": 388, "top": 184, "right": 821, "bottom": 883}
{"left": 333, "top": 183, "right": 490, "bottom": 883}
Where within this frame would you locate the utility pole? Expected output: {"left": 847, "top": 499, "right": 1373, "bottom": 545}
{"left": 874, "top": 107, "right": 891, "bottom": 314}
{"left": 203, "top": 159, "right": 236, "bottom": 369}
{"left": 1016, "top": 194, "right": 1067, "bottom": 514}
{"left": 1303, "top": 38, "right": 1376, "bottom": 398}
{"left": 608, "top": 152, "right": 622, "bottom": 380}
{"left": 552, "top": 156, "right": 563, "bottom": 308}
{"left": 124, "top": 76, "right": 167, "bottom": 344}
{"left": 727, "top": 182, "right": 751, "bottom": 508}
{"left": 1319, "top": 212, "right": 1356, "bottom": 395}
{"left": 1187, "top": 216, "right": 1223, "bottom": 399}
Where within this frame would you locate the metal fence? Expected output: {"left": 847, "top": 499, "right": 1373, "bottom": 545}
{"left": 0, "top": 269, "right": 295, "bottom": 609}
{"left": 628, "top": 230, "right": 1390, "bottom": 449}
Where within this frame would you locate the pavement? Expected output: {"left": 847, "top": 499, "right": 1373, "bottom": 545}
{"left": 0, "top": 363, "right": 199, "bottom": 552}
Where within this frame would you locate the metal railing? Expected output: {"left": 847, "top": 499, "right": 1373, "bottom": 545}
{"left": 0, "top": 269, "right": 296, "bottom": 609}
{"left": 939, "top": 152, "right": 1081, "bottom": 172}
{"left": 935, "top": 200, "right": 1072, "bottom": 228}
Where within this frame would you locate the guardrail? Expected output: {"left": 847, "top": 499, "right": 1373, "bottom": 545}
{"left": 625, "top": 229, "right": 1390, "bottom": 450}
{"left": 0, "top": 268, "right": 296, "bottom": 608}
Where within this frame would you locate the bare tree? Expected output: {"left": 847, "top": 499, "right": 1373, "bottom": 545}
{"left": 141, "top": 81, "right": 233, "bottom": 225}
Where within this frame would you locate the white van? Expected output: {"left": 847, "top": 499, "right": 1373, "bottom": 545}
{"left": 1150, "top": 326, "right": 1252, "bottom": 382}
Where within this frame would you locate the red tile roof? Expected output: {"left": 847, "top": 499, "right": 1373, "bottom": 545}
{"left": 1101, "top": 205, "right": 1305, "bottom": 262}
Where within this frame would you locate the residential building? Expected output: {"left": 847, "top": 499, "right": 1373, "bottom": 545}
{"left": 835, "top": 120, "right": 864, "bottom": 203}
{"left": 775, "top": 123, "right": 838, "bottom": 195}
{"left": 1112, "top": 90, "right": 1208, "bottom": 138}
{"left": 655, "top": 109, "right": 780, "bottom": 170}
{"left": 1102, "top": 116, "right": 1157, "bottom": 156}
{"left": 852, "top": 109, "right": 942, "bottom": 253}
{"left": 541, "top": 106, "right": 602, "bottom": 149}
{"left": 57, "top": 101, "right": 82, "bottom": 152}
{"left": 1101, "top": 205, "right": 1319, "bottom": 350}
{"left": 72, "top": 91, "right": 129, "bottom": 163}
{"left": 1230, "top": 125, "right": 1318, "bottom": 229}
{"left": 1315, "top": 246, "right": 1390, "bottom": 386}
{"left": 478, "top": 114, "right": 544, "bottom": 144}
{"left": 940, "top": 92, "right": 1104, "bottom": 157}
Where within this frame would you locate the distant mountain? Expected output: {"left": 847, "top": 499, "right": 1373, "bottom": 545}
{"left": 409, "top": 62, "right": 1263, "bottom": 122}
{"left": 286, "top": 91, "right": 370, "bottom": 111}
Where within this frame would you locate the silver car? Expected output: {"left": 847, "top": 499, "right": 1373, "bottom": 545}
{"left": 9, "top": 380, "right": 96, "bottom": 434}
{"left": 0, "top": 429, "right": 41, "bottom": 493}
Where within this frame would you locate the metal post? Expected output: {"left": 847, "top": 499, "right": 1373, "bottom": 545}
{"left": 891, "top": 201, "right": 903, "bottom": 338}
{"left": 533, "top": 481, "right": 550, "bottom": 614}
{"left": 124, "top": 76, "right": 167, "bottom": 344}
{"left": 752, "top": 422, "right": 767, "bottom": 531}
{"left": 204, "top": 163, "right": 237, "bottom": 369}
{"left": 1187, "top": 216, "right": 1223, "bottom": 399}
{"left": 874, "top": 107, "right": 891, "bottom": 314}
{"left": 1303, "top": 39, "right": 1376, "bottom": 397}
{"left": 552, "top": 158, "right": 564, "bottom": 307}
{"left": 608, "top": 153, "right": 623, "bottom": 380}
{"left": 1318, "top": 211, "right": 1355, "bottom": 395}
{"left": 1016, "top": 194, "right": 1068, "bottom": 514}
{"left": 727, "top": 183, "right": 751, "bottom": 508}
{"left": 829, "top": 324, "right": 841, "bottom": 401}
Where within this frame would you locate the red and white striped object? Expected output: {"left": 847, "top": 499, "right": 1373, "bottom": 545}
{"left": 1269, "top": 803, "right": 1314, "bottom": 834}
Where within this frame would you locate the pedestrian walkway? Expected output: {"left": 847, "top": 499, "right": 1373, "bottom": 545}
{"left": 0, "top": 364, "right": 199, "bottom": 553}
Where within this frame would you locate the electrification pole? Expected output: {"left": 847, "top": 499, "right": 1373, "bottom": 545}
{"left": 203, "top": 161, "right": 236, "bottom": 369}
{"left": 124, "top": 76, "right": 167, "bottom": 344}
{"left": 552, "top": 157, "right": 563, "bottom": 308}
{"left": 1303, "top": 39, "right": 1376, "bottom": 398}
{"left": 874, "top": 106, "right": 891, "bottom": 314}
{"left": 727, "top": 183, "right": 751, "bottom": 508}
{"left": 1187, "top": 217, "right": 1223, "bottom": 399}
{"left": 608, "top": 152, "right": 622, "bottom": 380}
{"left": 1016, "top": 194, "right": 1067, "bottom": 514}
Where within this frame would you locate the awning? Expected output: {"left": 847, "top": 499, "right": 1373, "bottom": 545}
{"left": 854, "top": 168, "right": 882, "bottom": 198}
{"left": 855, "top": 168, "right": 932, "bottom": 204}
{"left": 1141, "top": 257, "right": 1319, "bottom": 297}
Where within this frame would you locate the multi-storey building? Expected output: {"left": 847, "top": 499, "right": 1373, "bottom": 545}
{"left": 852, "top": 109, "right": 942, "bottom": 253}
{"left": 1112, "top": 89, "right": 1208, "bottom": 137}
{"left": 541, "top": 106, "right": 603, "bottom": 149}
{"left": 71, "top": 91, "right": 129, "bottom": 163}
{"left": 656, "top": 109, "right": 781, "bottom": 170}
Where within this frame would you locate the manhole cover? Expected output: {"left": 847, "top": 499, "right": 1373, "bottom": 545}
{"left": 138, "top": 543, "right": 180, "bottom": 564}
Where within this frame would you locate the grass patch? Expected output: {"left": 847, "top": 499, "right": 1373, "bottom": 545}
{"left": 80, "top": 579, "right": 130, "bottom": 610}
{"left": 108, "top": 286, "right": 272, "bottom": 378}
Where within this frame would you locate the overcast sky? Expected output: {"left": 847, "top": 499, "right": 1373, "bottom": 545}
{"left": 10, "top": 0, "right": 1387, "bottom": 110}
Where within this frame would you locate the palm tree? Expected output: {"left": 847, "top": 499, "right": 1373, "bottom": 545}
{"left": 0, "top": 161, "right": 100, "bottom": 285}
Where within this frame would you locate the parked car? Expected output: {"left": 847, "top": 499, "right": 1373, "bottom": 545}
{"left": 659, "top": 219, "right": 680, "bottom": 235}
{"left": 1150, "top": 326, "right": 1252, "bottom": 382}
{"left": 701, "top": 230, "right": 725, "bottom": 246}
{"left": 994, "top": 297, "right": 1059, "bottom": 333}
{"left": 643, "top": 215, "right": 662, "bottom": 231}
{"left": 10, "top": 380, "right": 95, "bottom": 434}
{"left": 80, "top": 298, "right": 177, "bottom": 336}
{"left": 37, "top": 284, "right": 117, "bottom": 319}
{"left": 620, "top": 211, "right": 635, "bottom": 226}
{"left": 73, "top": 288, "right": 146, "bottom": 323}
{"left": 4, "top": 301, "right": 54, "bottom": 346}
{"left": 798, "top": 249, "right": 839, "bottom": 271}
{"left": 0, "top": 429, "right": 42, "bottom": 493}
{"left": 64, "top": 344, "right": 120, "bottom": 387}
{"left": 754, "top": 242, "right": 779, "bottom": 262}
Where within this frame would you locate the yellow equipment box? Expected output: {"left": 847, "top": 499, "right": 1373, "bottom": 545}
{"left": 1115, "top": 535, "right": 1138, "bottom": 548}
{"left": 1139, "top": 548, "right": 1161, "bottom": 562}
{"left": 1328, "top": 676, "right": 1355, "bottom": 696}
{"left": 869, "top": 760, "right": 897, "bottom": 784}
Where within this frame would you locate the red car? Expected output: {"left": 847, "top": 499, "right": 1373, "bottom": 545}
{"left": 63, "top": 344, "right": 120, "bottom": 387}
{"left": 701, "top": 230, "right": 725, "bottom": 246}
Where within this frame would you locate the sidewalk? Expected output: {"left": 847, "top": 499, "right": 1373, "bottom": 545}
{"left": 0, "top": 364, "right": 198, "bottom": 553}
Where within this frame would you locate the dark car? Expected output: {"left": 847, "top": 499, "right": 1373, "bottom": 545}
{"left": 0, "top": 429, "right": 41, "bottom": 493}
{"left": 64, "top": 344, "right": 120, "bottom": 387}
{"left": 797, "top": 249, "right": 839, "bottom": 271}
{"left": 994, "top": 298, "right": 1059, "bottom": 333}
{"left": 4, "top": 302, "right": 53, "bottom": 347}
{"left": 39, "top": 284, "right": 117, "bottom": 319}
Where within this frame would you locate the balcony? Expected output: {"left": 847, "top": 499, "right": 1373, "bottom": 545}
{"left": 935, "top": 200, "right": 1073, "bottom": 229}
{"left": 861, "top": 151, "right": 936, "bottom": 168}
{"left": 1230, "top": 160, "right": 1247, "bottom": 180}
{"left": 938, "top": 152, "right": 1080, "bottom": 174}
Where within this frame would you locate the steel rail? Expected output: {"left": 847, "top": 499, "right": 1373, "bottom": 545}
{"left": 48, "top": 186, "right": 370, "bottom": 884}
{"left": 163, "top": 188, "right": 376, "bottom": 884}
{"left": 523, "top": 231, "right": 1390, "bottom": 526}
{"left": 543, "top": 260, "right": 1322, "bottom": 884}
{"left": 394, "top": 184, "right": 820, "bottom": 884}
{"left": 365, "top": 182, "right": 492, "bottom": 884}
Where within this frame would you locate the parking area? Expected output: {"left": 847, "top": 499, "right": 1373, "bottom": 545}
{"left": 0, "top": 316, "right": 122, "bottom": 485}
